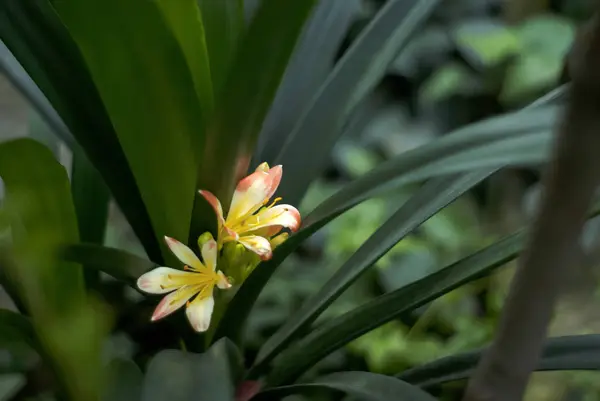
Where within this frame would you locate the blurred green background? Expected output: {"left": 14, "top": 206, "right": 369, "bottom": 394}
{"left": 1, "top": 0, "right": 599, "bottom": 399}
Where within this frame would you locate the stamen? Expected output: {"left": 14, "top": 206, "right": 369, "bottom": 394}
{"left": 186, "top": 300, "right": 191, "bottom": 308}
{"left": 267, "top": 197, "right": 283, "bottom": 209}
{"left": 183, "top": 265, "right": 192, "bottom": 271}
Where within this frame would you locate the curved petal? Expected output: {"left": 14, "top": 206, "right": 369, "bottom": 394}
{"left": 228, "top": 165, "right": 282, "bottom": 222}
{"left": 185, "top": 294, "right": 215, "bottom": 332}
{"left": 199, "top": 190, "right": 238, "bottom": 241}
{"left": 237, "top": 235, "right": 273, "bottom": 261}
{"left": 137, "top": 267, "right": 198, "bottom": 294}
{"left": 150, "top": 285, "right": 200, "bottom": 321}
{"left": 201, "top": 239, "right": 218, "bottom": 271}
{"left": 216, "top": 271, "right": 232, "bottom": 289}
{"left": 241, "top": 204, "right": 301, "bottom": 235}
{"left": 164, "top": 236, "right": 203, "bottom": 270}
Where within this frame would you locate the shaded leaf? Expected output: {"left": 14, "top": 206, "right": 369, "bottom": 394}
{"left": 274, "top": 0, "right": 443, "bottom": 205}
{"left": 255, "top": 372, "right": 436, "bottom": 401}
{"left": 54, "top": 0, "right": 201, "bottom": 264}
{"left": 255, "top": 171, "right": 495, "bottom": 377}
{"left": 0, "top": 309, "right": 39, "bottom": 374}
{"left": 255, "top": 0, "right": 361, "bottom": 164}
{"left": 142, "top": 338, "right": 242, "bottom": 401}
{"left": 0, "top": 0, "right": 159, "bottom": 262}
{"left": 397, "top": 335, "right": 600, "bottom": 388}
{"left": 61, "top": 243, "right": 157, "bottom": 288}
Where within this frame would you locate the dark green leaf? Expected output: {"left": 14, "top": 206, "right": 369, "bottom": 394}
{"left": 0, "top": 0, "right": 159, "bottom": 262}
{"left": 157, "top": 0, "right": 214, "bottom": 130}
{"left": 191, "top": 0, "right": 317, "bottom": 240}
{"left": 54, "top": 0, "right": 202, "bottom": 264}
{"left": 254, "top": 171, "right": 495, "bottom": 378}
{"left": 0, "top": 138, "right": 84, "bottom": 307}
{"left": 142, "top": 338, "right": 242, "bottom": 401}
{"left": 71, "top": 151, "right": 110, "bottom": 287}
{"left": 254, "top": 372, "right": 436, "bottom": 401}
{"left": 397, "top": 335, "right": 600, "bottom": 388}
{"left": 103, "top": 358, "right": 143, "bottom": 401}
{"left": 304, "top": 106, "right": 557, "bottom": 228}
{"left": 268, "top": 199, "right": 600, "bottom": 385}
{"left": 0, "top": 40, "right": 74, "bottom": 148}
{"left": 197, "top": 0, "right": 243, "bottom": 98}
{"left": 255, "top": 0, "right": 360, "bottom": 164}
{"left": 0, "top": 309, "right": 39, "bottom": 374}
{"left": 61, "top": 243, "right": 157, "bottom": 288}
{"left": 274, "top": 0, "right": 443, "bottom": 205}
{"left": 268, "top": 231, "right": 524, "bottom": 385}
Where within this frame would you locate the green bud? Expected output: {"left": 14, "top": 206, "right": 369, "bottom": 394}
{"left": 197, "top": 232, "right": 215, "bottom": 250}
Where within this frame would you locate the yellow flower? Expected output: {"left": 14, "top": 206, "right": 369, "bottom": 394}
{"left": 136, "top": 236, "right": 231, "bottom": 332}
{"left": 199, "top": 162, "right": 301, "bottom": 260}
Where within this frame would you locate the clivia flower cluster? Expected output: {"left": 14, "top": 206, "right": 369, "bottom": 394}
{"left": 136, "top": 163, "right": 301, "bottom": 332}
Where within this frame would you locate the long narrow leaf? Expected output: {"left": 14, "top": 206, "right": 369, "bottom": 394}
{"left": 304, "top": 106, "right": 557, "bottom": 228}
{"left": 0, "top": 0, "right": 159, "bottom": 262}
{"left": 268, "top": 232, "right": 524, "bottom": 385}
{"left": 268, "top": 199, "right": 600, "bottom": 385}
{"left": 253, "top": 171, "right": 496, "bottom": 376}
{"left": 0, "top": 40, "right": 74, "bottom": 148}
{"left": 61, "top": 243, "right": 157, "bottom": 288}
{"left": 71, "top": 152, "right": 110, "bottom": 287}
{"left": 274, "top": 0, "right": 443, "bottom": 205}
{"left": 197, "top": 0, "right": 243, "bottom": 98}
{"left": 255, "top": 372, "right": 436, "bottom": 401}
{"left": 54, "top": 0, "right": 203, "bottom": 264}
{"left": 191, "top": 0, "right": 318, "bottom": 241}
{"left": 255, "top": 0, "right": 360, "bottom": 164}
{"left": 397, "top": 335, "right": 600, "bottom": 388}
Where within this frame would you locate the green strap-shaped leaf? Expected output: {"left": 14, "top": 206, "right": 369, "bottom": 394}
{"left": 71, "top": 151, "right": 110, "bottom": 287}
{"left": 197, "top": 0, "right": 243, "bottom": 99}
{"left": 191, "top": 0, "right": 318, "bottom": 241}
{"left": 255, "top": 0, "right": 360, "bottom": 164}
{"left": 267, "top": 232, "right": 524, "bottom": 385}
{"left": 254, "top": 372, "right": 436, "bottom": 401}
{"left": 61, "top": 243, "right": 157, "bottom": 288}
{"left": 253, "top": 171, "right": 495, "bottom": 376}
{"left": 304, "top": 106, "right": 557, "bottom": 227}
{"left": 141, "top": 338, "right": 242, "bottom": 401}
{"left": 157, "top": 0, "right": 214, "bottom": 142}
{"left": 274, "top": 0, "right": 444, "bottom": 205}
{"left": 0, "top": 0, "right": 159, "bottom": 262}
{"left": 397, "top": 335, "right": 600, "bottom": 388}
{"left": 54, "top": 0, "right": 202, "bottom": 265}
{"left": 0, "top": 309, "right": 39, "bottom": 374}
{"left": 268, "top": 199, "right": 600, "bottom": 385}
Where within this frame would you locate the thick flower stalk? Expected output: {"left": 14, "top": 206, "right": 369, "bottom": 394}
{"left": 136, "top": 235, "right": 231, "bottom": 332}
{"left": 199, "top": 162, "right": 301, "bottom": 260}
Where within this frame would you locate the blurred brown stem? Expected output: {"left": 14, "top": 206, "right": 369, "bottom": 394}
{"left": 462, "top": 9, "right": 600, "bottom": 401}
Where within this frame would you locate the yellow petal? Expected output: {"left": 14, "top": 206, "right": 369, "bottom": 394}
{"left": 228, "top": 165, "right": 282, "bottom": 223}
{"left": 164, "top": 236, "right": 203, "bottom": 270}
{"left": 137, "top": 267, "right": 198, "bottom": 294}
{"left": 241, "top": 204, "right": 301, "bottom": 235}
{"left": 255, "top": 162, "right": 270, "bottom": 172}
{"left": 185, "top": 294, "right": 215, "bottom": 332}
{"left": 237, "top": 235, "right": 273, "bottom": 261}
{"left": 201, "top": 239, "right": 218, "bottom": 271}
{"left": 151, "top": 285, "right": 200, "bottom": 321}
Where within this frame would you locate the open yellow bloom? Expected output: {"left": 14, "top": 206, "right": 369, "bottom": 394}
{"left": 136, "top": 236, "right": 231, "bottom": 332}
{"left": 199, "top": 162, "right": 301, "bottom": 260}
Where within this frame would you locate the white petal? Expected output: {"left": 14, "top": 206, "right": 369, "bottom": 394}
{"left": 164, "top": 236, "right": 203, "bottom": 270}
{"left": 186, "top": 294, "right": 215, "bottom": 332}
{"left": 201, "top": 239, "right": 218, "bottom": 271}
{"left": 137, "top": 267, "right": 197, "bottom": 294}
{"left": 244, "top": 204, "right": 301, "bottom": 235}
{"left": 150, "top": 285, "right": 200, "bottom": 321}
{"left": 216, "top": 271, "right": 232, "bottom": 289}
{"left": 237, "top": 235, "right": 273, "bottom": 261}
